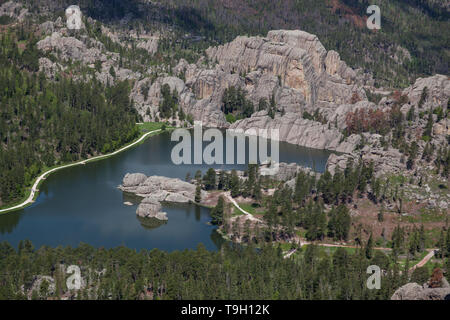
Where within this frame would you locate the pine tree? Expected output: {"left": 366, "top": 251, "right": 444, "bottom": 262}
{"left": 365, "top": 233, "right": 374, "bottom": 260}
{"left": 419, "top": 225, "right": 426, "bottom": 252}
{"left": 423, "top": 110, "right": 434, "bottom": 140}
{"left": 437, "top": 229, "right": 446, "bottom": 258}
{"left": 446, "top": 228, "right": 450, "bottom": 258}
{"left": 377, "top": 205, "right": 384, "bottom": 222}
{"left": 253, "top": 182, "right": 262, "bottom": 201}
{"left": 195, "top": 184, "right": 202, "bottom": 203}
{"left": 211, "top": 196, "right": 224, "bottom": 225}
{"left": 109, "top": 66, "right": 116, "bottom": 78}
{"left": 194, "top": 170, "right": 202, "bottom": 183}
{"left": 203, "top": 168, "right": 216, "bottom": 190}
{"left": 230, "top": 170, "right": 240, "bottom": 198}
{"left": 411, "top": 267, "right": 430, "bottom": 286}
{"left": 217, "top": 171, "right": 226, "bottom": 190}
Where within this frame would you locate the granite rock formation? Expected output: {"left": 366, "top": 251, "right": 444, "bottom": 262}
{"left": 119, "top": 173, "right": 207, "bottom": 221}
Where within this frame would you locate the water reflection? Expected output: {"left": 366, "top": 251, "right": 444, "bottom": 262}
{"left": 0, "top": 210, "right": 23, "bottom": 235}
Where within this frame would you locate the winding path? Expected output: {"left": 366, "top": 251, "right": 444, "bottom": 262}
{"left": 0, "top": 129, "right": 161, "bottom": 214}
{"left": 283, "top": 241, "right": 436, "bottom": 271}
{"left": 408, "top": 250, "right": 436, "bottom": 273}
{"left": 283, "top": 249, "right": 297, "bottom": 259}
{"left": 223, "top": 192, "right": 262, "bottom": 222}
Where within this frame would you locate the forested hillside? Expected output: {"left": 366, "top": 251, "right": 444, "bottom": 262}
{"left": 0, "top": 26, "right": 141, "bottom": 207}
{"left": 0, "top": 240, "right": 431, "bottom": 300}
{"left": 18, "top": 0, "right": 449, "bottom": 87}
{"left": 153, "top": 0, "right": 449, "bottom": 87}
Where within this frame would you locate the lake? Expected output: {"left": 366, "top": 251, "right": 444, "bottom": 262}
{"left": 0, "top": 131, "right": 332, "bottom": 251}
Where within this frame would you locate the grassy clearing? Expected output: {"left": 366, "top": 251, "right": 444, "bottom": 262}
{"left": 238, "top": 203, "right": 256, "bottom": 214}
{"left": 278, "top": 242, "right": 295, "bottom": 251}
{"left": 232, "top": 206, "right": 244, "bottom": 217}
{"left": 289, "top": 244, "right": 359, "bottom": 261}
{"left": 238, "top": 202, "right": 267, "bottom": 216}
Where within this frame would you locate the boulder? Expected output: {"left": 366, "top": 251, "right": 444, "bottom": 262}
{"left": 37, "top": 32, "right": 104, "bottom": 64}
{"left": 38, "top": 57, "right": 65, "bottom": 80}
{"left": 433, "top": 119, "right": 450, "bottom": 136}
{"left": 0, "top": 1, "right": 28, "bottom": 21}
{"left": 39, "top": 21, "right": 55, "bottom": 35}
{"left": 391, "top": 282, "right": 450, "bottom": 300}
{"left": 260, "top": 162, "right": 314, "bottom": 181}
{"left": 137, "top": 37, "right": 159, "bottom": 55}
{"left": 122, "top": 173, "right": 147, "bottom": 188}
{"left": 136, "top": 197, "right": 167, "bottom": 220}
{"left": 121, "top": 174, "right": 207, "bottom": 202}
{"left": 402, "top": 74, "right": 450, "bottom": 110}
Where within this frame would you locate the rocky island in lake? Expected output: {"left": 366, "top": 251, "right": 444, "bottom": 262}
{"left": 119, "top": 173, "right": 207, "bottom": 221}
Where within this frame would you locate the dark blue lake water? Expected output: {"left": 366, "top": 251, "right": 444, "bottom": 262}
{"left": 0, "top": 131, "right": 332, "bottom": 251}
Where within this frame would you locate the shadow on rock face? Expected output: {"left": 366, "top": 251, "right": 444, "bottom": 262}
{"left": 445, "top": 294, "right": 450, "bottom": 301}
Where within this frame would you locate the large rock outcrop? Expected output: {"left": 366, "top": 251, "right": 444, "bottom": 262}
{"left": 391, "top": 282, "right": 450, "bottom": 300}
{"left": 65, "top": 5, "right": 84, "bottom": 30}
{"left": 229, "top": 111, "right": 345, "bottom": 152}
{"left": 402, "top": 74, "right": 450, "bottom": 109}
{"left": 137, "top": 37, "right": 159, "bottom": 55}
{"left": 0, "top": 1, "right": 28, "bottom": 21}
{"left": 122, "top": 173, "right": 147, "bottom": 188}
{"left": 132, "top": 30, "right": 448, "bottom": 180}
{"left": 119, "top": 173, "right": 207, "bottom": 221}
{"left": 206, "top": 33, "right": 318, "bottom": 104}
{"left": 205, "top": 30, "right": 367, "bottom": 109}
{"left": 120, "top": 174, "right": 206, "bottom": 203}
{"left": 133, "top": 29, "right": 370, "bottom": 131}
{"left": 37, "top": 32, "right": 106, "bottom": 64}
{"left": 37, "top": 28, "right": 141, "bottom": 85}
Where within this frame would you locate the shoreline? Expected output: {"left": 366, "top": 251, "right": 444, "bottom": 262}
{"left": 0, "top": 127, "right": 165, "bottom": 215}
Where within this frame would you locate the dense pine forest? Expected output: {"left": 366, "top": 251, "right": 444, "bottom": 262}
{"left": 0, "top": 27, "right": 141, "bottom": 207}
{"left": 199, "top": 162, "right": 449, "bottom": 256}
{"left": 1, "top": 239, "right": 445, "bottom": 300}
